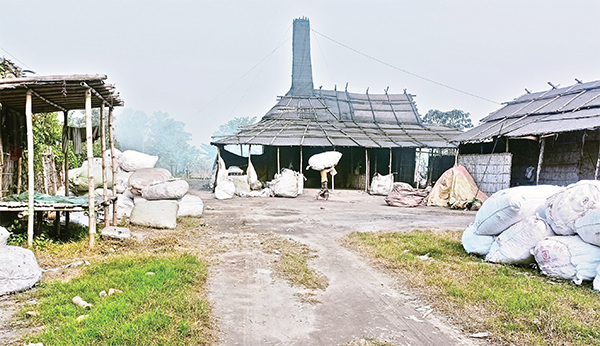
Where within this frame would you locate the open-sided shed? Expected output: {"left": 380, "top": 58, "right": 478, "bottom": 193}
{"left": 0, "top": 74, "right": 123, "bottom": 247}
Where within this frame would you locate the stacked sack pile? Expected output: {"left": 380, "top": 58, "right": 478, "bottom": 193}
{"left": 111, "top": 150, "right": 204, "bottom": 229}
{"left": 462, "top": 181, "right": 600, "bottom": 290}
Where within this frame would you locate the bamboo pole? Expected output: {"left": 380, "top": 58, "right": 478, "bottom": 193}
{"left": 26, "top": 90, "right": 35, "bottom": 247}
{"left": 85, "top": 89, "right": 96, "bottom": 248}
{"left": 276, "top": 147, "right": 280, "bottom": 173}
{"left": 16, "top": 157, "right": 22, "bottom": 194}
{"left": 299, "top": 146, "right": 303, "bottom": 174}
{"left": 365, "top": 148, "right": 369, "bottom": 192}
{"left": 536, "top": 137, "right": 546, "bottom": 185}
{"left": 388, "top": 148, "right": 392, "bottom": 175}
{"left": 63, "top": 110, "right": 69, "bottom": 196}
{"left": 100, "top": 104, "right": 108, "bottom": 227}
{"left": 109, "top": 107, "right": 118, "bottom": 226}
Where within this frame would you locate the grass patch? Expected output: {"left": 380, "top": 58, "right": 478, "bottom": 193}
{"left": 345, "top": 230, "right": 600, "bottom": 346}
{"left": 22, "top": 255, "right": 212, "bottom": 346}
{"left": 258, "top": 233, "right": 329, "bottom": 291}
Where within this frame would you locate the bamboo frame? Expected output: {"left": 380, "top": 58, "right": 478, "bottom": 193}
{"left": 85, "top": 89, "right": 96, "bottom": 248}
{"left": 109, "top": 107, "right": 118, "bottom": 226}
{"left": 536, "top": 137, "right": 546, "bottom": 185}
{"left": 26, "top": 90, "right": 34, "bottom": 247}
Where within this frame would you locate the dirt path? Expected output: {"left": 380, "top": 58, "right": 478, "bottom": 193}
{"left": 196, "top": 188, "right": 484, "bottom": 345}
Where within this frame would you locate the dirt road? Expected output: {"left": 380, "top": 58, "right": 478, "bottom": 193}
{"left": 196, "top": 187, "right": 484, "bottom": 346}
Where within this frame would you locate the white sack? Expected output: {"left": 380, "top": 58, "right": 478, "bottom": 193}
{"left": 128, "top": 168, "right": 172, "bottom": 194}
{"left": 177, "top": 194, "right": 204, "bottom": 217}
{"left": 247, "top": 159, "right": 262, "bottom": 190}
{"left": 369, "top": 173, "right": 394, "bottom": 196}
{"left": 214, "top": 154, "right": 235, "bottom": 200}
{"left": 240, "top": 188, "right": 274, "bottom": 198}
{"left": 594, "top": 264, "right": 600, "bottom": 291}
{"left": 116, "top": 193, "right": 135, "bottom": 219}
{"left": 119, "top": 150, "right": 158, "bottom": 172}
{"left": 130, "top": 200, "right": 178, "bottom": 229}
{"left": 231, "top": 175, "right": 251, "bottom": 196}
{"left": 461, "top": 223, "right": 495, "bottom": 256}
{"left": 69, "top": 160, "right": 113, "bottom": 193}
{"left": 532, "top": 235, "right": 600, "bottom": 284}
{"left": 545, "top": 180, "right": 600, "bottom": 235}
{"left": 142, "top": 179, "right": 189, "bottom": 200}
{"left": 114, "top": 171, "right": 133, "bottom": 194}
{"left": 268, "top": 169, "right": 301, "bottom": 198}
{"left": 0, "top": 227, "right": 43, "bottom": 296}
{"left": 307, "top": 151, "right": 343, "bottom": 171}
{"left": 485, "top": 216, "right": 554, "bottom": 264}
{"left": 475, "top": 185, "right": 562, "bottom": 236}
{"left": 575, "top": 208, "right": 600, "bottom": 246}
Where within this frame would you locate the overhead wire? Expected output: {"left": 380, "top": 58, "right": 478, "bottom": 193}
{"left": 0, "top": 46, "right": 34, "bottom": 71}
{"left": 185, "top": 26, "right": 292, "bottom": 123}
{"left": 312, "top": 30, "right": 336, "bottom": 86}
{"left": 311, "top": 29, "right": 501, "bottom": 105}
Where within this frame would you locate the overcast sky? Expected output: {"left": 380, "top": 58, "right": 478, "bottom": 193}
{"left": 1, "top": 0, "right": 599, "bottom": 149}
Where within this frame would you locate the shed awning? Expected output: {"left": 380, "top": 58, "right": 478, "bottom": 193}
{"left": 0, "top": 74, "right": 124, "bottom": 113}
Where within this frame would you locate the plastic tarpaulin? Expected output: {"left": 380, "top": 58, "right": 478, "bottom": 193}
{"left": 427, "top": 165, "right": 488, "bottom": 209}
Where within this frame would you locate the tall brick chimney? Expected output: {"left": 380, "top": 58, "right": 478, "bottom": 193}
{"left": 286, "top": 17, "right": 314, "bottom": 96}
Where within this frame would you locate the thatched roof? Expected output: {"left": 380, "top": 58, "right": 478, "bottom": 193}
{"left": 212, "top": 88, "right": 460, "bottom": 148}
{"left": 455, "top": 79, "right": 600, "bottom": 143}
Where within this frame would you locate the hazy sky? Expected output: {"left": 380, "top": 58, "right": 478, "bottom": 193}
{"left": 1, "top": 0, "right": 599, "bottom": 149}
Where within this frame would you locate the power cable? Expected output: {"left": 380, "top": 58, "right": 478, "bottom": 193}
{"left": 184, "top": 27, "right": 291, "bottom": 123}
{"left": 0, "top": 46, "right": 34, "bottom": 71}
{"left": 311, "top": 29, "right": 501, "bottom": 105}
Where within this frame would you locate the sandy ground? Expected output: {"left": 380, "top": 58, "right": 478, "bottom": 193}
{"left": 196, "top": 187, "right": 487, "bottom": 346}
{"left": 0, "top": 186, "right": 488, "bottom": 346}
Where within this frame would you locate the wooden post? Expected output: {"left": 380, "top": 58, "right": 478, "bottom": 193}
{"left": 299, "top": 147, "right": 303, "bottom": 174}
{"left": 536, "top": 137, "right": 546, "bottom": 185}
{"left": 63, "top": 110, "right": 69, "bottom": 196}
{"left": 365, "top": 148, "right": 370, "bottom": 192}
{"left": 26, "top": 90, "right": 35, "bottom": 247}
{"left": 85, "top": 89, "right": 96, "bottom": 248}
{"left": 109, "top": 107, "right": 118, "bottom": 226}
{"left": 594, "top": 130, "right": 600, "bottom": 180}
{"left": 388, "top": 148, "right": 392, "bottom": 175}
{"left": 505, "top": 138, "right": 510, "bottom": 153}
{"left": 276, "top": 147, "right": 280, "bottom": 173}
{"left": 100, "top": 104, "right": 108, "bottom": 227}
{"left": 16, "top": 157, "right": 22, "bottom": 194}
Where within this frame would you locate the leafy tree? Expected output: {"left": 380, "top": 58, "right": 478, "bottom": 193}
{"left": 0, "top": 58, "right": 22, "bottom": 78}
{"left": 200, "top": 116, "right": 258, "bottom": 164}
{"left": 422, "top": 109, "right": 473, "bottom": 130}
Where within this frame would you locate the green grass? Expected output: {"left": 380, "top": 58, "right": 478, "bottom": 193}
{"left": 22, "top": 255, "right": 212, "bottom": 346}
{"left": 345, "top": 230, "right": 600, "bottom": 346}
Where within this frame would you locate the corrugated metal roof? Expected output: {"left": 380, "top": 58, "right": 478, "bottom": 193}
{"left": 455, "top": 79, "right": 600, "bottom": 143}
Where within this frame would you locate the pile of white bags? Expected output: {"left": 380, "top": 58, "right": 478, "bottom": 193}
{"left": 462, "top": 181, "right": 600, "bottom": 289}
